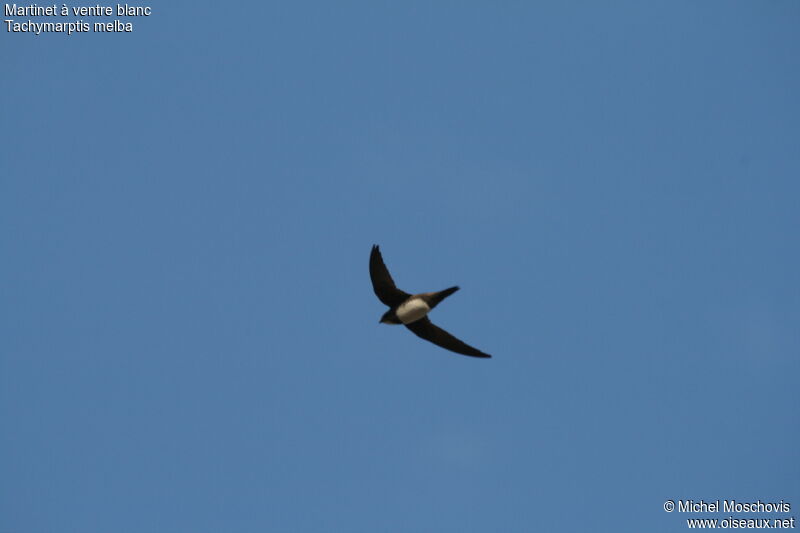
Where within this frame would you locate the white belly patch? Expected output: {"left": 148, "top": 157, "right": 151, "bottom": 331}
{"left": 396, "top": 298, "right": 431, "bottom": 324}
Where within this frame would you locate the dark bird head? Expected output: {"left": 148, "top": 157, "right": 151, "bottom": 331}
{"left": 379, "top": 310, "right": 401, "bottom": 325}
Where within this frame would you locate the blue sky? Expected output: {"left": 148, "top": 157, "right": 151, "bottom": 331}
{"left": 2, "top": 3, "right": 798, "bottom": 532}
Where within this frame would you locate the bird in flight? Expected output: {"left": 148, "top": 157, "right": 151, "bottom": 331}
{"left": 369, "top": 245, "right": 491, "bottom": 358}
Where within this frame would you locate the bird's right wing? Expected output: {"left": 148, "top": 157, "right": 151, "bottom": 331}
{"left": 370, "top": 245, "right": 410, "bottom": 307}
{"left": 405, "top": 317, "right": 491, "bottom": 358}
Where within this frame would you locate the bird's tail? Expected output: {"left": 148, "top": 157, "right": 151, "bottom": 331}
{"left": 426, "top": 286, "right": 460, "bottom": 309}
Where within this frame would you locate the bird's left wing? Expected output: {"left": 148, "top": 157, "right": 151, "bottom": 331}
{"left": 369, "top": 245, "right": 410, "bottom": 307}
{"left": 405, "top": 317, "right": 491, "bottom": 358}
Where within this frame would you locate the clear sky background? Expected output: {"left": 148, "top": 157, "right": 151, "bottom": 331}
{"left": 2, "top": 3, "right": 798, "bottom": 532}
